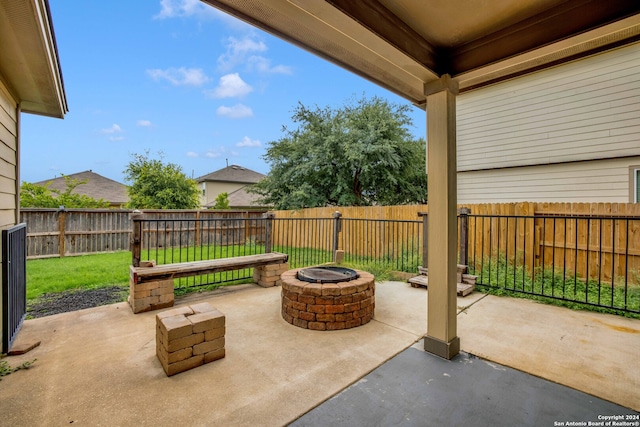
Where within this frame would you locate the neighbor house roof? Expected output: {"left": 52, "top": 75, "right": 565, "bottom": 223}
{"left": 34, "top": 170, "right": 129, "bottom": 206}
{"left": 0, "top": 0, "right": 68, "bottom": 118}
{"left": 196, "top": 165, "right": 265, "bottom": 184}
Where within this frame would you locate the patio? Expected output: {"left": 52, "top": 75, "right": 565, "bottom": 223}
{"left": 0, "top": 281, "right": 637, "bottom": 425}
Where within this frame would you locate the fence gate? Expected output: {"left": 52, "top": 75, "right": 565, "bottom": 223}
{"left": 2, "top": 223, "right": 27, "bottom": 353}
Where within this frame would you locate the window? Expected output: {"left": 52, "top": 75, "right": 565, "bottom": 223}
{"left": 631, "top": 166, "right": 640, "bottom": 203}
{"left": 635, "top": 168, "right": 640, "bottom": 203}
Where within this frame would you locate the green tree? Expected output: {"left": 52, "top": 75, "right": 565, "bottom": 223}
{"left": 211, "top": 192, "right": 230, "bottom": 210}
{"left": 20, "top": 176, "right": 110, "bottom": 208}
{"left": 123, "top": 151, "right": 200, "bottom": 209}
{"left": 249, "top": 95, "right": 428, "bottom": 209}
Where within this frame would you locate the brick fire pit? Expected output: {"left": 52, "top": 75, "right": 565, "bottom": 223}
{"left": 280, "top": 267, "right": 375, "bottom": 330}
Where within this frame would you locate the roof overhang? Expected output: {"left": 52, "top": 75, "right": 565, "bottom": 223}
{"left": 0, "top": 0, "right": 67, "bottom": 118}
{"left": 201, "top": 0, "right": 640, "bottom": 107}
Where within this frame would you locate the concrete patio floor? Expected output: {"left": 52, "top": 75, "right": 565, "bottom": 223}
{"left": 1, "top": 281, "right": 638, "bottom": 426}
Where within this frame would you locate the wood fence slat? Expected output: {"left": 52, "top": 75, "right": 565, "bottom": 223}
{"left": 20, "top": 209, "right": 267, "bottom": 259}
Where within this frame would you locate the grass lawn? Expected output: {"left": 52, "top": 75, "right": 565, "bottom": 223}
{"left": 26, "top": 252, "right": 131, "bottom": 300}
{"left": 25, "top": 246, "right": 369, "bottom": 301}
{"left": 471, "top": 255, "right": 640, "bottom": 319}
{"left": 26, "top": 249, "right": 640, "bottom": 319}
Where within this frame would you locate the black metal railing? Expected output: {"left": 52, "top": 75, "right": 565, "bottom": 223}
{"left": 130, "top": 211, "right": 639, "bottom": 314}
{"left": 271, "top": 217, "right": 336, "bottom": 267}
{"left": 2, "top": 223, "right": 27, "bottom": 353}
{"left": 340, "top": 218, "right": 423, "bottom": 273}
{"left": 131, "top": 213, "right": 423, "bottom": 290}
{"left": 467, "top": 214, "right": 640, "bottom": 315}
{"left": 132, "top": 215, "right": 269, "bottom": 290}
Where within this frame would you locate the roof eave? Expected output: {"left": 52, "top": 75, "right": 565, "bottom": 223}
{"left": 0, "top": 0, "right": 68, "bottom": 118}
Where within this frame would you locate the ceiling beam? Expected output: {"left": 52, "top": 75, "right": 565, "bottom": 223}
{"left": 447, "top": 0, "right": 640, "bottom": 75}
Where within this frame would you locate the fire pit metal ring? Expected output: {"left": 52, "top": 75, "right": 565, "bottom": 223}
{"left": 297, "top": 266, "right": 359, "bottom": 284}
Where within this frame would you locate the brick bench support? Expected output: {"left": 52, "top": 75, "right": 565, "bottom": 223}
{"left": 129, "top": 252, "right": 289, "bottom": 313}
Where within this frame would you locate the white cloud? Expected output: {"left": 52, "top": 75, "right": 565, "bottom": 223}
{"left": 186, "top": 151, "right": 199, "bottom": 158}
{"left": 217, "top": 36, "right": 292, "bottom": 75}
{"left": 101, "top": 124, "right": 122, "bottom": 134}
{"left": 205, "top": 150, "right": 222, "bottom": 158}
{"left": 216, "top": 104, "right": 253, "bottom": 119}
{"left": 218, "top": 36, "right": 267, "bottom": 71}
{"left": 236, "top": 136, "right": 261, "bottom": 147}
{"left": 247, "top": 56, "right": 293, "bottom": 74}
{"left": 109, "top": 136, "right": 125, "bottom": 142}
{"left": 147, "top": 67, "right": 209, "bottom": 86}
{"left": 207, "top": 73, "right": 252, "bottom": 98}
{"left": 137, "top": 120, "right": 152, "bottom": 127}
{"left": 154, "top": 0, "right": 222, "bottom": 20}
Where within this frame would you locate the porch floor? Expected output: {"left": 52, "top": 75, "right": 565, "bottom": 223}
{"left": 1, "top": 281, "right": 638, "bottom": 426}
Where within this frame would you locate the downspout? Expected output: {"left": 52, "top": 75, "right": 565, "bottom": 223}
{"left": 15, "top": 102, "right": 21, "bottom": 225}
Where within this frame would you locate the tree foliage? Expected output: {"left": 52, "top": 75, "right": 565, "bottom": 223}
{"left": 249, "top": 95, "right": 428, "bottom": 209}
{"left": 123, "top": 151, "right": 200, "bottom": 209}
{"left": 212, "top": 192, "right": 230, "bottom": 210}
{"left": 20, "top": 176, "right": 110, "bottom": 208}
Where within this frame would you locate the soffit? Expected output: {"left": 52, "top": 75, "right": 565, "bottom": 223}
{"left": 202, "top": 0, "right": 640, "bottom": 106}
{"left": 0, "top": 0, "right": 67, "bottom": 118}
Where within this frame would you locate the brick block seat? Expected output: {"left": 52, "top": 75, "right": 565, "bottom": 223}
{"left": 129, "top": 252, "right": 289, "bottom": 313}
{"left": 156, "top": 302, "right": 225, "bottom": 376}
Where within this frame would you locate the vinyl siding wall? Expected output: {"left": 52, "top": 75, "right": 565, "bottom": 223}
{"left": 202, "top": 182, "right": 246, "bottom": 206}
{"left": 458, "top": 157, "right": 640, "bottom": 203}
{"left": 0, "top": 79, "right": 18, "bottom": 228}
{"left": 0, "top": 77, "right": 19, "bottom": 349}
{"left": 456, "top": 42, "right": 640, "bottom": 203}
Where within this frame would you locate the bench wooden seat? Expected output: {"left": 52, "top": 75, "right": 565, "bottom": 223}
{"left": 131, "top": 252, "right": 289, "bottom": 283}
{"left": 129, "top": 252, "right": 290, "bottom": 313}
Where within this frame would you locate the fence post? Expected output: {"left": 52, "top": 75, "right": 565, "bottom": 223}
{"left": 131, "top": 212, "right": 143, "bottom": 267}
{"left": 243, "top": 211, "right": 249, "bottom": 244}
{"left": 418, "top": 211, "right": 428, "bottom": 269}
{"left": 458, "top": 207, "right": 470, "bottom": 266}
{"left": 195, "top": 210, "right": 201, "bottom": 247}
{"left": 332, "top": 211, "right": 342, "bottom": 263}
{"left": 263, "top": 212, "right": 275, "bottom": 253}
{"left": 58, "top": 207, "right": 66, "bottom": 258}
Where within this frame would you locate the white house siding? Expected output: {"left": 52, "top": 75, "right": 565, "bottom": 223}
{"left": 458, "top": 157, "right": 640, "bottom": 204}
{"left": 0, "top": 79, "right": 18, "bottom": 229}
{"left": 457, "top": 42, "right": 640, "bottom": 181}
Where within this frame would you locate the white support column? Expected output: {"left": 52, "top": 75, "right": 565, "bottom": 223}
{"left": 424, "top": 75, "right": 459, "bottom": 359}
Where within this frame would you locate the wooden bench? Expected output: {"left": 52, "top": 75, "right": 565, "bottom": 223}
{"left": 129, "top": 252, "right": 289, "bottom": 314}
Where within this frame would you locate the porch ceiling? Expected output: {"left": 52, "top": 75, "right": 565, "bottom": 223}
{"left": 202, "top": 0, "right": 640, "bottom": 106}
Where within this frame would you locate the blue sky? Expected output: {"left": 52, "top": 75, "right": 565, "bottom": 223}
{"left": 21, "top": 0, "right": 426, "bottom": 184}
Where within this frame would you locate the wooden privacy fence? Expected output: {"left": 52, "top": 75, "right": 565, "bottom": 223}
{"left": 123, "top": 203, "right": 638, "bottom": 313}
{"left": 272, "top": 203, "right": 640, "bottom": 286}
{"left": 271, "top": 206, "right": 425, "bottom": 262}
{"left": 21, "top": 209, "right": 267, "bottom": 260}
{"left": 22, "top": 204, "right": 640, "bottom": 287}
{"left": 21, "top": 209, "right": 133, "bottom": 259}
{"left": 131, "top": 212, "right": 268, "bottom": 267}
{"left": 466, "top": 203, "right": 640, "bottom": 286}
